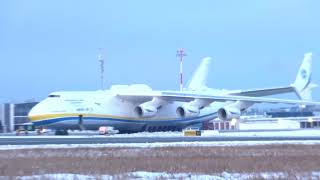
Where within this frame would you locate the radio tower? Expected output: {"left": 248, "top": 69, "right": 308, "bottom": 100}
{"left": 176, "top": 48, "right": 186, "bottom": 91}
{"left": 98, "top": 48, "right": 105, "bottom": 89}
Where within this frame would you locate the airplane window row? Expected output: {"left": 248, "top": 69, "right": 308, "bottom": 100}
{"left": 48, "top": 95, "right": 61, "bottom": 98}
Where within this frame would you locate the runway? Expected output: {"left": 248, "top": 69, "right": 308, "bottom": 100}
{"left": 2, "top": 136, "right": 320, "bottom": 145}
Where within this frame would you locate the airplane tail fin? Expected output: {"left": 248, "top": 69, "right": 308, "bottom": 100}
{"left": 292, "top": 53, "right": 318, "bottom": 100}
{"left": 187, "top": 57, "right": 211, "bottom": 91}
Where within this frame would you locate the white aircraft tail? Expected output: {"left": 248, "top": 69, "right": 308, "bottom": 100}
{"left": 292, "top": 53, "right": 318, "bottom": 100}
{"left": 187, "top": 57, "right": 211, "bottom": 91}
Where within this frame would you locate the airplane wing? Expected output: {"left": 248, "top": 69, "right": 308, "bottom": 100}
{"left": 230, "top": 86, "right": 295, "bottom": 97}
{"left": 117, "top": 90, "right": 320, "bottom": 106}
{"left": 230, "top": 53, "right": 316, "bottom": 100}
{"left": 160, "top": 91, "right": 320, "bottom": 105}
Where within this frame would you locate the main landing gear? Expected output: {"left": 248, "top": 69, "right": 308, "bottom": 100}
{"left": 55, "top": 129, "right": 69, "bottom": 135}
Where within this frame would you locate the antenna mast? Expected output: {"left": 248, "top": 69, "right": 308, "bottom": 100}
{"left": 176, "top": 48, "right": 186, "bottom": 91}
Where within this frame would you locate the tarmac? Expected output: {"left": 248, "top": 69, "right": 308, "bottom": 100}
{"left": 1, "top": 135, "right": 320, "bottom": 145}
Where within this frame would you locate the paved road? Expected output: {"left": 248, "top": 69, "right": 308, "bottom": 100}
{"left": 1, "top": 136, "right": 320, "bottom": 145}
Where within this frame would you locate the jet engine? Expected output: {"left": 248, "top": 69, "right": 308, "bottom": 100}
{"left": 176, "top": 104, "right": 200, "bottom": 118}
{"left": 134, "top": 97, "right": 167, "bottom": 118}
{"left": 134, "top": 104, "right": 157, "bottom": 118}
{"left": 217, "top": 106, "right": 241, "bottom": 121}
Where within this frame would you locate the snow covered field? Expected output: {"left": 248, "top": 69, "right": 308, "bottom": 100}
{"left": 2, "top": 143, "right": 320, "bottom": 179}
{"left": 3, "top": 171, "right": 320, "bottom": 180}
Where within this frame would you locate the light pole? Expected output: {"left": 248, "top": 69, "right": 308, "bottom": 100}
{"left": 176, "top": 48, "right": 186, "bottom": 91}
{"left": 98, "top": 48, "right": 104, "bottom": 89}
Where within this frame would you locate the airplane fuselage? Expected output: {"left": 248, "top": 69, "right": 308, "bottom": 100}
{"left": 29, "top": 90, "right": 223, "bottom": 133}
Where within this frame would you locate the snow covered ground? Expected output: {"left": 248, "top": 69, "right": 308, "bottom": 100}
{"left": 211, "top": 129, "right": 320, "bottom": 137}
{"left": 1, "top": 129, "right": 320, "bottom": 138}
{"left": 1, "top": 129, "right": 320, "bottom": 150}
{"left": 3, "top": 171, "right": 320, "bottom": 180}
{"left": 239, "top": 119, "right": 301, "bottom": 130}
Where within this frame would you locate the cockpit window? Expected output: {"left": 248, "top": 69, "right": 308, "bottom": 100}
{"left": 48, "top": 94, "right": 61, "bottom": 98}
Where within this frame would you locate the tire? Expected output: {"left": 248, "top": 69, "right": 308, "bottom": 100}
{"left": 55, "top": 129, "right": 69, "bottom": 135}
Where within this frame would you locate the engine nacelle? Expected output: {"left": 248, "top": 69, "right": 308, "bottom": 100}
{"left": 176, "top": 104, "right": 200, "bottom": 118}
{"left": 134, "top": 105, "right": 157, "bottom": 118}
{"left": 217, "top": 107, "right": 241, "bottom": 121}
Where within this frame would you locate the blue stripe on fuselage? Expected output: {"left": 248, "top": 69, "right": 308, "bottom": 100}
{"left": 32, "top": 113, "right": 217, "bottom": 126}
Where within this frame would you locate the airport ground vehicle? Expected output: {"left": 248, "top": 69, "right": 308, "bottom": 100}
{"left": 183, "top": 127, "right": 202, "bottom": 136}
{"left": 15, "top": 124, "right": 35, "bottom": 135}
{"left": 99, "top": 126, "right": 119, "bottom": 135}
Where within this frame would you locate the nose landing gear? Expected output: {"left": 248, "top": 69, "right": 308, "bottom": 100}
{"left": 78, "top": 115, "right": 85, "bottom": 131}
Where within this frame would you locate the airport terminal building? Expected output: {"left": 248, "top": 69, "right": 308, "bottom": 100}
{"left": 0, "top": 102, "right": 38, "bottom": 133}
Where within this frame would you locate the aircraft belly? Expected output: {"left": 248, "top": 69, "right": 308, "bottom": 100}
{"left": 37, "top": 112, "right": 217, "bottom": 133}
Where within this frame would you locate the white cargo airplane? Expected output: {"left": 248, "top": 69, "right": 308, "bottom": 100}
{"left": 28, "top": 53, "right": 319, "bottom": 134}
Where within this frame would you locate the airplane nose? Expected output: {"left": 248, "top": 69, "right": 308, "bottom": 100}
{"left": 28, "top": 103, "right": 44, "bottom": 121}
{"left": 28, "top": 98, "right": 57, "bottom": 121}
{"left": 28, "top": 97, "right": 73, "bottom": 122}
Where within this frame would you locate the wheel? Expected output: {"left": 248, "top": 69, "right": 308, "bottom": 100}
{"left": 55, "top": 129, "right": 69, "bottom": 135}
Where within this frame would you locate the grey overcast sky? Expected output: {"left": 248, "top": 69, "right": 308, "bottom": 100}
{"left": 0, "top": 0, "right": 319, "bottom": 103}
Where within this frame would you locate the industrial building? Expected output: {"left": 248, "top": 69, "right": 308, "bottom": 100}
{"left": 203, "top": 116, "right": 320, "bottom": 131}
{"left": 0, "top": 102, "right": 38, "bottom": 133}
{"left": 203, "top": 105, "right": 320, "bottom": 131}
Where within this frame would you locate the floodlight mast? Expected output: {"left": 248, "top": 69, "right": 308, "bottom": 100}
{"left": 98, "top": 48, "right": 105, "bottom": 89}
{"left": 176, "top": 48, "right": 186, "bottom": 91}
